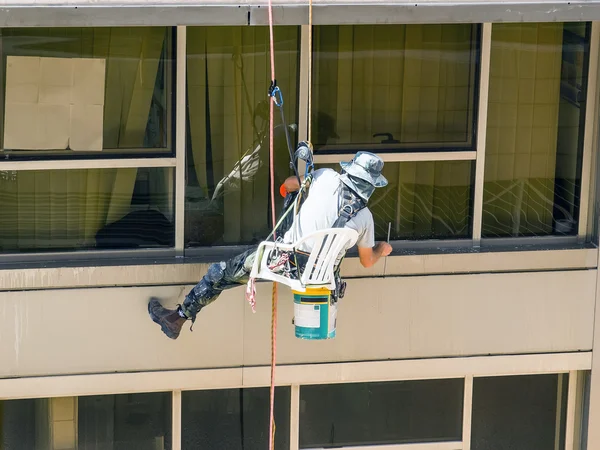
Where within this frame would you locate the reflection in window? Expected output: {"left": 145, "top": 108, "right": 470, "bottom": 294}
{"left": 185, "top": 26, "right": 299, "bottom": 247}
{"left": 79, "top": 392, "right": 172, "bottom": 450}
{"left": 472, "top": 374, "right": 568, "bottom": 450}
{"left": 312, "top": 24, "right": 478, "bottom": 151}
{"left": 182, "top": 387, "right": 290, "bottom": 450}
{"left": 0, "top": 167, "right": 174, "bottom": 252}
{"left": 1, "top": 27, "right": 173, "bottom": 156}
{"left": 300, "top": 380, "right": 463, "bottom": 448}
{"left": 320, "top": 160, "right": 473, "bottom": 240}
{"left": 483, "top": 23, "right": 590, "bottom": 238}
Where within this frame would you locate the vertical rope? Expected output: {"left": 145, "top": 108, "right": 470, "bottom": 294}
{"left": 307, "top": 0, "right": 313, "bottom": 142}
{"left": 268, "top": 2, "right": 276, "bottom": 229}
{"left": 267, "top": 2, "right": 278, "bottom": 450}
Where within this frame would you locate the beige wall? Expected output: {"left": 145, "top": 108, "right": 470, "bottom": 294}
{"left": 0, "top": 269, "right": 595, "bottom": 379}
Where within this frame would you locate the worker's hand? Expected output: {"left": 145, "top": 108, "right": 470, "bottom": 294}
{"left": 377, "top": 242, "right": 393, "bottom": 257}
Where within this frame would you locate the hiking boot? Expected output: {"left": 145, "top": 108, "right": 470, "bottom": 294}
{"left": 148, "top": 297, "right": 187, "bottom": 340}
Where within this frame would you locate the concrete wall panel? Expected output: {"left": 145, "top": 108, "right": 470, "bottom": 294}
{"left": 0, "top": 269, "right": 595, "bottom": 378}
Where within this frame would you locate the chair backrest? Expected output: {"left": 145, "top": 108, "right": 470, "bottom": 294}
{"left": 296, "top": 228, "right": 358, "bottom": 286}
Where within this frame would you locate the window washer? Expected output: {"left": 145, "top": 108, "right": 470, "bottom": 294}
{"left": 148, "top": 150, "right": 393, "bottom": 340}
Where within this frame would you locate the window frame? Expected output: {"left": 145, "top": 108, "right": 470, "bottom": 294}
{"left": 0, "top": 27, "right": 176, "bottom": 159}
{"left": 0, "top": 26, "right": 183, "bottom": 259}
{"left": 310, "top": 23, "right": 481, "bottom": 156}
{"left": 475, "top": 22, "right": 597, "bottom": 244}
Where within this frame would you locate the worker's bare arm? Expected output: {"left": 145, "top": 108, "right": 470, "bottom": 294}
{"left": 358, "top": 242, "right": 392, "bottom": 268}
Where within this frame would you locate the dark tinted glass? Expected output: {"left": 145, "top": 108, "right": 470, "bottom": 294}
{"left": 78, "top": 392, "right": 172, "bottom": 450}
{"left": 300, "top": 379, "right": 463, "bottom": 448}
{"left": 1, "top": 398, "right": 38, "bottom": 450}
{"left": 472, "top": 374, "right": 568, "bottom": 450}
{"left": 182, "top": 387, "right": 290, "bottom": 450}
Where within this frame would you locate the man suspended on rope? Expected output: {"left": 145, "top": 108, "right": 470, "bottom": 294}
{"left": 148, "top": 150, "right": 393, "bottom": 340}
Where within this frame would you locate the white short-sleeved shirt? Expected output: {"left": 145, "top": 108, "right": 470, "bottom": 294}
{"left": 283, "top": 168, "right": 375, "bottom": 252}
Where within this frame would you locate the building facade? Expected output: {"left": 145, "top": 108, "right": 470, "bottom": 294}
{"left": 1, "top": 1, "right": 600, "bottom": 449}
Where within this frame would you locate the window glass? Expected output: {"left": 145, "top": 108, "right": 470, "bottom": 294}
{"left": 182, "top": 387, "right": 290, "bottom": 450}
{"left": 185, "top": 26, "right": 299, "bottom": 247}
{"left": 472, "top": 374, "right": 568, "bottom": 450}
{"left": 1, "top": 398, "right": 38, "bottom": 450}
{"left": 0, "top": 167, "right": 174, "bottom": 252}
{"left": 78, "top": 392, "right": 172, "bottom": 450}
{"left": 319, "top": 160, "right": 473, "bottom": 240}
{"left": 0, "top": 27, "right": 173, "bottom": 157}
{"left": 482, "top": 23, "right": 590, "bottom": 238}
{"left": 312, "top": 24, "right": 479, "bottom": 153}
{"left": 2, "top": 394, "right": 171, "bottom": 450}
{"left": 299, "top": 379, "right": 463, "bottom": 448}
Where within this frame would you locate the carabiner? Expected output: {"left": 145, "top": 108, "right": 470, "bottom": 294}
{"left": 270, "top": 85, "right": 284, "bottom": 107}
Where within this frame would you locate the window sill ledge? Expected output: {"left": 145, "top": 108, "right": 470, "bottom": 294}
{"left": 0, "top": 242, "right": 595, "bottom": 292}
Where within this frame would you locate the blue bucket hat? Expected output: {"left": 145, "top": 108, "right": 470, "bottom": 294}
{"left": 339, "top": 152, "right": 387, "bottom": 201}
{"left": 340, "top": 151, "right": 387, "bottom": 187}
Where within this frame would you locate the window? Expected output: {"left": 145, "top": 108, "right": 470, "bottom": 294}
{"left": 1, "top": 398, "right": 39, "bottom": 449}
{"left": 1, "top": 393, "right": 172, "bottom": 449}
{"left": 0, "top": 26, "right": 176, "bottom": 255}
{"left": 182, "top": 387, "right": 290, "bottom": 449}
{"left": 312, "top": 24, "right": 479, "bottom": 153}
{"left": 471, "top": 374, "right": 569, "bottom": 450}
{"left": 310, "top": 24, "right": 478, "bottom": 243}
{"left": 78, "top": 392, "right": 172, "bottom": 450}
{"left": 299, "top": 379, "right": 464, "bottom": 448}
{"left": 0, "top": 27, "right": 174, "bottom": 157}
{"left": 482, "top": 23, "right": 590, "bottom": 238}
{"left": 0, "top": 167, "right": 174, "bottom": 252}
{"left": 320, "top": 160, "right": 474, "bottom": 240}
{"left": 185, "top": 26, "right": 300, "bottom": 247}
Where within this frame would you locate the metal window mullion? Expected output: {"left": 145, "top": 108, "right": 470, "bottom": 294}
{"left": 175, "top": 25, "right": 187, "bottom": 254}
{"left": 573, "top": 371, "right": 588, "bottom": 450}
{"left": 472, "top": 23, "right": 492, "bottom": 244}
{"left": 290, "top": 384, "right": 300, "bottom": 450}
{"left": 0, "top": 158, "right": 176, "bottom": 171}
{"left": 172, "top": 390, "right": 182, "bottom": 450}
{"left": 317, "top": 443, "right": 462, "bottom": 450}
{"left": 314, "top": 151, "right": 476, "bottom": 165}
{"left": 298, "top": 25, "right": 311, "bottom": 145}
{"left": 564, "top": 370, "right": 580, "bottom": 450}
{"left": 578, "top": 22, "right": 600, "bottom": 239}
{"left": 296, "top": 24, "right": 312, "bottom": 177}
{"left": 555, "top": 373, "right": 565, "bottom": 450}
{"left": 462, "top": 376, "right": 473, "bottom": 450}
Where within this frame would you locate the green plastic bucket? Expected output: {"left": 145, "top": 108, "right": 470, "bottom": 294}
{"left": 292, "top": 287, "right": 337, "bottom": 340}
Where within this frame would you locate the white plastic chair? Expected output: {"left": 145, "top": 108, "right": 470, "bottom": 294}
{"left": 249, "top": 227, "right": 359, "bottom": 292}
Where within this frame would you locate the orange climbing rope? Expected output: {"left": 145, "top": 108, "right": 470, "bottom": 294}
{"left": 267, "top": 0, "right": 278, "bottom": 449}
{"left": 266, "top": 0, "right": 313, "bottom": 447}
